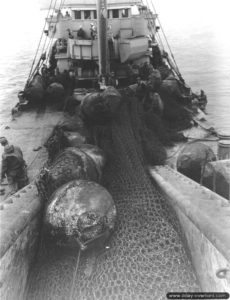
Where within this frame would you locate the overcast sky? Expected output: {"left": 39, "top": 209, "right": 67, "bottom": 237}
{"left": 0, "top": 0, "right": 229, "bottom": 56}
{"left": 1, "top": 0, "right": 229, "bottom": 30}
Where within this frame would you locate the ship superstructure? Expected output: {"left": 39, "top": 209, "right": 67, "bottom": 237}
{"left": 45, "top": 0, "right": 158, "bottom": 85}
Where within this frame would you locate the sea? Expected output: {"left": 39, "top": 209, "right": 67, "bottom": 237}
{"left": 0, "top": 0, "right": 230, "bottom": 133}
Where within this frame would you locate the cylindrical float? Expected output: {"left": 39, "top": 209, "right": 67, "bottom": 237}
{"left": 217, "top": 130, "right": 230, "bottom": 140}
{"left": 202, "top": 159, "right": 230, "bottom": 200}
{"left": 218, "top": 140, "right": 230, "bottom": 160}
{"left": 177, "top": 142, "right": 216, "bottom": 183}
{"left": 217, "top": 131, "right": 230, "bottom": 160}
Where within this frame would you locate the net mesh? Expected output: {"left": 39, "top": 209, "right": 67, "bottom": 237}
{"left": 26, "top": 97, "right": 199, "bottom": 300}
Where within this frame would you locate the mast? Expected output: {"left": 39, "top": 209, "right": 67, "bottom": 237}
{"left": 97, "top": 0, "right": 109, "bottom": 80}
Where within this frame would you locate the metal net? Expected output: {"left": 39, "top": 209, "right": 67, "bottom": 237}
{"left": 27, "top": 97, "right": 199, "bottom": 300}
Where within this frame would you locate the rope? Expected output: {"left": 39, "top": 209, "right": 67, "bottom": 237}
{"left": 68, "top": 249, "right": 81, "bottom": 300}
{"left": 38, "top": 0, "right": 60, "bottom": 71}
{"left": 26, "top": 0, "right": 55, "bottom": 87}
{"left": 44, "top": 0, "right": 66, "bottom": 66}
{"left": 27, "top": 0, "right": 66, "bottom": 84}
{"left": 150, "top": 1, "right": 181, "bottom": 71}
{"left": 28, "top": 0, "right": 59, "bottom": 81}
{"left": 148, "top": 0, "right": 184, "bottom": 81}
{"left": 44, "top": 0, "right": 61, "bottom": 65}
{"left": 143, "top": 0, "right": 159, "bottom": 41}
{"left": 141, "top": 0, "right": 177, "bottom": 77}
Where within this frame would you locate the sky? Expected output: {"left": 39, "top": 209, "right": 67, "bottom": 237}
{"left": 1, "top": 0, "right": 230, "bottom": 26}
{"left": 1, "top": 0, "right": 229, "bottom": 34}
{"left": 0, "top": 0, "right": 229, "bottom": 57}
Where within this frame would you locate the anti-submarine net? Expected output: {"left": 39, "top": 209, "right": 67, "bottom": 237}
{"left": 27, "top": 88, "right": 200, "bottom": 299}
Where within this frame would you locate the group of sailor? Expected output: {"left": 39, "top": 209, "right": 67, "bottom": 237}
{"left": 66, "top": 23, "right": 97, "bottom": 40}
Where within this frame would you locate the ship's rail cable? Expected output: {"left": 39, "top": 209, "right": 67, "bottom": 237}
{"left": 143, "top": 0, "right": 183, "bottom": 79}
{"left": 26, "top": 0, "right": 55, "bottom": 87}
{"left": 141, "top": 0, "right": 156, "bottom": 39}
{"left": 143, "top": 0, "right": 184, "bottom": 81}
{"left": 26, "top": 4, "right": 58, "bottom": 85}
{"left": 142, "top": 0, "right": 159, "bottom": 40}
{"left": 44, "top": 0, "right": 66, "bottom": 66}
{"left": 141, "top": 0, "right": 165, "bottom": 56}
{"left": 148, "top": 0, "right": 183, "bottom": 79}
{"left": 28, "top": 0, "right": 64, "bottom": 82}
{"left": 40, "top": 4, "right": 58, "bottom": 61}
{"left": 31, "top": 0, "right": 59, "bottom": 78}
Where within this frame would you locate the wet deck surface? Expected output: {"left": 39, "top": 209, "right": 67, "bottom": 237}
{"left": 0, "top": 106, "right": 63, "bottom": 201}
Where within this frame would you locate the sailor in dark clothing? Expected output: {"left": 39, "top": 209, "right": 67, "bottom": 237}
{"left": 65, "top": 11, "right": 70, "bottom": 18}
{"left": 136, "top": 76, "right": 146, "bottom": 101}
{"left": 151, "top": 44, "right": 163, "bottom": 68}
{"left": 77, "top": 26, "right": 85, "bottom": 39}
{"left": 107, "top": 71, "right": 118, "bottom": 87}
{"left": 0, "top": 143, "right": 28, "bottom": 195}
{"left": 198, "top": 89, "right": 207, "bottom": 111}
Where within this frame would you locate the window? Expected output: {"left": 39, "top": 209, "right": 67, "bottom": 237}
{"left": 112, "top": 9, "right": 119, "bottom": 18}
{"left": 74, "top": 10, "right": 81, "bottom": 19}
{"left": 84, "top": 10, "right": 91, "bottom": 19}
{"left": 93, "top": 10, "right": 97, "bottom": 19}
{"left": 121, "top": 9, "right": 129, "bottom": 18}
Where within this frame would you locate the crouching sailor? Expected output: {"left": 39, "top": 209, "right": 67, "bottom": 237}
{"left": 0, "top": 142, "right": 29, "bottom": 195}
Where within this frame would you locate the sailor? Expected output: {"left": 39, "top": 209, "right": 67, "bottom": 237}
{"left": 65, "top": 11, "right": 70, "bottom": 18}
{"left": 198, "top": 89, "right": 207, "bottom": 111}
{"left": 0, "top": 137, "right": 27, "bottom": 164}
{"left": 0, "top": 144, "right": 29, "bottom": 195}
{"left": 151, "top": 44, "right": 163, "bottom": 68}
{"left": 126, "top": 62, "right": 137, "bottom": 84}
{"left": 108, "top": 71, "right": 118, "bottom": 88}
{"left": 57, "top": 10, "right": 63, "bottom": 20}
{"left": 41, "top": 64, "right": 49, "bottom": 78}
{"left": 77, "top": 26, "right": 85, "bottom": 39}
{"left": 136, "top": 76, "right": 146, "bottom": 101}
{"left": 67, "top": 28, "right": 74, "bottom": 39}
{"left": 90, "top": 23, "right": 97, "bottom": 40}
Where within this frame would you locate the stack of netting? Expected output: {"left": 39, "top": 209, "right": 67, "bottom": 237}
{"left": 37, "top": 111, "right": 117, "bottom": 250}
{"left": 61, "top": 95, "right": 199, "bottom": 299}
{"left": 29, "top": 89, "right": 199, "bottom": 300}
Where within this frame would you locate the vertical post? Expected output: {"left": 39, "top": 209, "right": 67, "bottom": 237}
{"left": 97, "top": 0, "right": 109, "bottom": 80}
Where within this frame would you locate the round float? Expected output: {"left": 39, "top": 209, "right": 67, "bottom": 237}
{"left": 44, "top": 179, "right": 116, "bottom": 250}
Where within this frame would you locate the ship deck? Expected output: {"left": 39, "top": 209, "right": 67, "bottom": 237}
{"left": 0, "top": 103, "right": 230, "bottom": 298}
{"left": 0, "top": 105, "right": 64, "bottom": 201}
